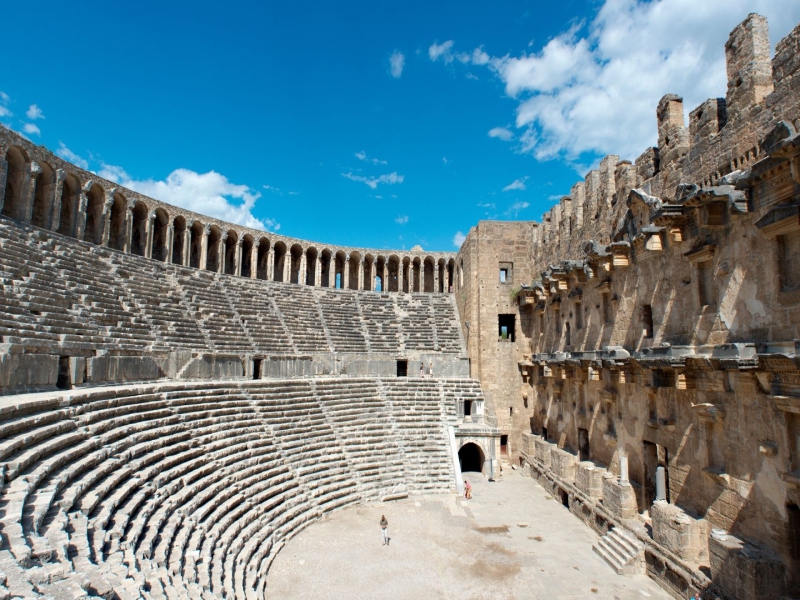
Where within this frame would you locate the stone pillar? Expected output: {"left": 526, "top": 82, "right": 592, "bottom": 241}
{"left": 409, "top": 264, "right": 416, "bottom": 293}
{"left": 433, "top": 264, "right": 439, "bottom": 294}
{"left": 250, "top": 241, "right": 259, "bottom": 278}
{"left": 619, "top": 455, "right": 630, "bottom": 486}
{"left": 314, "top": 255, "right": 322, "bottom": 287}
{"left": 124, "top": 202, "right": 135, "bottom": 253}
{"left": 183, "top": 219, "right": 194, "bottom": 267}
{"left": 166, "top": 223, "right": 174, "bottom": 264}
{"left": 23, "top": 162, "right": 41, "bottom": 223}
{"left": 382, "top": 262, "right": 388, "bottom": 292}
{"left": 101, "top": 200, "right": 113, "bottom": 246}
{"left": 299, "top": 252, "right": 307, "bottom": 285}
{"left": 283, "top": 252, "right": 291, "bottom": 282}
{"left": 655, "top": 465, "right": 666, "bottom": 502}
{"left": 343, "top": 260, "right": 350, "bottom": 290}
{"left": 0, "top": 158, "right": 7, "bottom": 213}
{"left": 218, "top": 233, "right": 227, "bottom": 274}
{"left": 145, "top": 211, "right": 156, "bottom": 259}
{"left": 369, "top": 261, "right": 376, "bottom": 291}
{"left": 50, "top": 169, "right": 65, "bottom": 232}
{"left": 357, "top": 260, "right": 364, "bottom": 290}
{"left": 200, "top": 224, "right": 210, "bottom": 270}
{"left": 267, "top": 248, "right": 275, "bottom": 280}
{"left": 398, "top": 263, "right": 404, "bottom": 293}
{"left": 234, "top": 238, "right": 243, "bottom": 276}
{"left": 74, "top": 189, "right": 89, "bottom": 240}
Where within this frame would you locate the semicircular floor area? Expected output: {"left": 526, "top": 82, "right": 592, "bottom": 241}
{"left": 267, "top": 470, "right": 671, "bottom": 600}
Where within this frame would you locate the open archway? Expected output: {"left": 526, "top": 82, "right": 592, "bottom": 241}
{"left": 458, "top": 442, "right": 485, "bottom": 473}
{"left": 2, "top": 146, "right": 29, "bottom": 222}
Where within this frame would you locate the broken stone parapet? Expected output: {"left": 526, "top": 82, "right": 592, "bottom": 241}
{"left": 575, "top": 461, "right": 606, "bottom": 500}
{"left": 709, "top": 531, "right": 786, "bottom": 600}
{"left": 534, "top": 437, "right": 554, "bottom": 468}
{"left": 651, "top": 501, "right": 708, "bottom": 564}
{"left": 602, "top": 472, "right": 639, "bottom": 520}
{"left": 550, "top": 448, "right": 578, "bottom": 482}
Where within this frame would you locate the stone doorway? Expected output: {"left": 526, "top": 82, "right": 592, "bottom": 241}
{"left": 643, "top": 441, "right": 669, "bottom": 509}
{"left": 458, "top": 443, "right": 484, "bottom": 473}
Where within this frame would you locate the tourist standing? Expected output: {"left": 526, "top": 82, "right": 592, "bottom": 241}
{"left": 464, "top": 480, "right": 472, "bottom": 500}
{"left": 380, "top": 515, "right": 389, "bottom": 545}
{"left": 419, "top": 362, "right": 424, "bottom": 377}
{"left": 428, "top": 362, "right": 433, "bottom": 378}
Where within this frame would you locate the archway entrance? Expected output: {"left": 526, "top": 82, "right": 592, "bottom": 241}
{"left": 458, "top": 442, "right": 484, "bottom": 473}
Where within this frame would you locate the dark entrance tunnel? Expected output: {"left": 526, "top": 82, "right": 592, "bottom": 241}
{"left": 458, "top": 442, "right": 484, "bottom": 473}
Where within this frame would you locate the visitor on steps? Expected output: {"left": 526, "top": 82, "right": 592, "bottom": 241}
{"left": 428, "top": 362, "right": 433, "bottom": 377}
{"left": 419, "top": 362, "right": 424, "bottom": 377}
{"left": 464, "top": 480, "right": 472, "bottom": 500}
{"left": 380, "top": 515, "right": 389, "bottom": 545}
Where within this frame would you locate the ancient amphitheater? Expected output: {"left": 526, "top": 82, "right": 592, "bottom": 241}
{"left": 0, "top": 11, "right": 798, "bottom": 600}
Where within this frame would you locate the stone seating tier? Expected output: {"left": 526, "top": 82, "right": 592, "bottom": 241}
{"left": 0, "top": 376, "right": 481, "bottom": 598}
{"left": 0, "top": 219, "right": 466, "bottom": 360}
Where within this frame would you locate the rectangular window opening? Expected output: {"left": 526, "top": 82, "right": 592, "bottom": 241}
{"left": 252, "top": 358, "right": 262, "bottom": 380}
{"left": 697, "top": 260, "right": 715, "bottom": 307}
{"left": 464, "top": 400, "right": 472, "bottom": 416}
{"left": 779, "top": 231, "right": 800, "bottom": 292}
{"left": 396, "top": 360, "right": 408, "bottom": 377}
{"left": 602, "top": 293, "right": 612, "bottom": 324}
{"left": 642, "top": 304, "right": 654, "bottom": 338}
{"left": 500, "top": 269, "right": 507, "bottom": 283}
{"left": 500, "top": 434, "right": 508, "bottom": 456}
{"left": 498, "top": 314, "right": 516, "bottom": 342}
{"left": 575, "top": 303, "right": 583, "bottom": 330}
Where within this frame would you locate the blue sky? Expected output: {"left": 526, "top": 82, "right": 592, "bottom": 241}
{"left": 2, "top": 0, "right": 799, "bottom": 251}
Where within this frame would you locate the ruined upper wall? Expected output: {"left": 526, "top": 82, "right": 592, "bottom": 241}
{"left": 533, "top": 14, "right": 800, "bottom": 274}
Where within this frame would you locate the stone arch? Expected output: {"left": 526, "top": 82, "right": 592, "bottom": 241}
{"left": 189, "top": 221, "right": 203, "bottom": 269}
{"left": 387, "top": 255, "right": 400, "bottom": 292}
{"left": 447, "top": 258, "right": 455, "bottom": 293}
{"left": 130, "top": 202, "right": 149, "bottom": 256}
{"left": 151, "top": 208, "right": 170, "bottom": 261}
{"left": 305, "top": 247, "right": 318, "bottom": 285}
{"left": 363, "top": 254, "right": 374, "bottom": 291}
{"left": 2, "top": 146, "right": 29, "bottom": 221}
{"left": 273, "top": 241, "right": 287, "bottom": 282}
{"left": 31, "top": 161, "right": 55, "bottom": 229}
{"left": 437, "top": 258, "right": 446, "bottom": 293}
{"left": 56, "top": 174, "right": 79, "bottom": 237}
{"left": 289, "top": 244, "right": 303, "bottom": 284}
{"left": 241, "top": 235, "right": 254, "bottom": 278}
{"left": 412, "top": 257, "right": 422, "bottom": 292}
{"left": 348, "top": 251, "right": 361, "bottom": 290}
{"left": 334, "top": 250, "right": 347, "bottom": 289}
{"left": 108, "top": 193, "right": 127, "bottom": 251}
{"left": 458, "top": 441, "right": 486, "bottom": 473}
{"left": 224, "top": 230, "right": 238, "bottom": 275}
{"left": 256, "top": 238, "right": 270, "bottom": 279}
{"left": 320, "top": 249, "right": 333, "bottom": 287}
{"left": 206, "top": 226, "right": 222, "bottom": 272}
{"left": 423, "top": 257, "right": 435, "bottom": 293}
{"left": 82, "top": 183, "right": 106, "bottom": 245}
{"left": 172, "top": 216, "right": 187, "bottom": 263}
{"left": 375, "top": 255, "right": 386, "bottom": 292}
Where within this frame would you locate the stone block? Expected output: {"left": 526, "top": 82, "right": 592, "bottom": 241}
{"left": 86, "top": 356, "right": 160, "bottom": 384}
{"left": 575, "top": 461, "right": 605, "bottom": 500}
{"left": 602, "top": 474, "right": 639, "bottom": 520}
{"left": 179, "top": 354, "right": 243, "bottom": 379}
{"left": 534, "top": 437, "right": 553, "bottom": 467}
{"left": 650, "top": 501, "right": 708, "bottom": 563}
{"left": 709, "top": 532, "right": 786, "bottom": 600}
{"left": 550, "top": 448, "right": 577, "bottom": 482}
{"left": 520, "top": 433, "right": 538, "bottom": 458}
{"left": 0, "top": 346, "right": 58, "bottom": 393}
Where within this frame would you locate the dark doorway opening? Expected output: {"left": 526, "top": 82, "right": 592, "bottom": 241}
{"left": 464, "top": 400, "right": 472, "bottom": 417}
{"left": 458, "top": 443, "right": 484, "bottom": 473}
{"left": 396, "top": 360, "right": 408, "bottom": 377}
{"left": 558, "top": 488, "right": 570, "bottom": 508}
{"left": 643, "top": 441, "right": 670, "bottom": 508}
{"left": 253, "top": 359, "right": 262, "bottom": 380}
{"left": 579, "top": 428, "right": 590, "bottom": 462}
{"left": 788, "top": 503, "right": 800, "bottom": 561}
{"left": 498, "top": 314, "right": 516, "bottom": 342}
{"left": 542, "top": 427, "right": 548, "bottom": 441}
{"left": 57, "top": 357, "right": 71, "bottom": 390}
{"left": 500, "top": 434, "right": 508, "bottom": 457}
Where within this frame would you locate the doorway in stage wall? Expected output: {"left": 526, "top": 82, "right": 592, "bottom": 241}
{"left": 458, "top": 442, "right": 484, "bottom": 473}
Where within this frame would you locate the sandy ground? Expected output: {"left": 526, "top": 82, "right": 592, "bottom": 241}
{"left": 266, "top": 470, "right": 670, "bottom": 600}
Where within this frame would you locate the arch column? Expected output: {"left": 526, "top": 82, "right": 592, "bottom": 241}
{"left": 409, "top": 263, "right": 416, "bottom": 293}
{"left": 283, "top": 252, "right": 291, "bottom": 282}
{"left": 234, "top": 238, "right": 243, "bottom": 276}
{"left": 314, "top": 256, "right": 322, "bottom": 288}
{"left": 433, "top": 265, "right": 439, "bottom": 294}
{"left": 166, "top": 223, "right": 175, "bottom": 264}
{"left": 22, "top": 162, "right": 41, "bottom": 223}
{"left": 250, "top": 241, "right": 260, "bottom": 278}
{"left": 218, "top": 232, "right": 227, "bottom": 274}
{"left": 74, "top": 188, "right": 89, "bottom": 240}
{"left": 398, "top": 263, "right": 404, "bottom": 293}
{"left": 266, "top": 248, "right": 275, "bottom": 280}
{"left": 0, "top": 158, "right": 7, "bottom": 213}
{"left": 299, "top": 252, "right": 307, "bottom": 285}
{"left": 357, "top": 260, "right": 364, "bottom": 290}
{"left": 49, "top": 170, "right": 65, "bottom": 232}
{"left": 369, "top": 261, "right": 376, "bottom": 291}
{"left": 124, "top": 202, "right": 135, "bottom": 253}
{"left": 343, "top": 260, "right": 350, "bottom": 290}
{"left": 145, "top": 211, "right": 156, "bottom": 258}
{"left": 183, "top": 219, "right": 194, "bottom": 267}
{"left": 200, "top": 224, "right": 210, "bottom": 270}
{"left": 101, "top": 200, "right": 113, "bottom": 246}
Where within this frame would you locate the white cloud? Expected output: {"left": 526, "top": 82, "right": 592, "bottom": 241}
{"left": 395, "top": 215, "right": 409, "bottom": 225}
{"left": 477, "top": 202, "right": 495, "bottom": 209}
{"left": 488, "top": 127, "right": 514, "bottom": 141}
{"left": 342, "top": 171, "right": 404, "bottom": 189}
{"left": 0, "top": 92, "right": 11, "bottom": 118}
{"left": 56, "top": 142, "right": 89, "bottom": 169}
{"left": 0, "top": 92, "right": 9, "bottom": 104}
{"left": 355, "top": 150, "right": 388, "bottom": 165}
{"left": 502, "top": 177, "right": 528, "bottom": 192}
{"left": 390, "top": 51, "right": 405, "bottom": 78}
{"left": 22, "top": 123, "right": 40, "bottom": 136}
{"left": 506, "top": 201, "right": 530, "bottom": 217}
{"left": 453, "top": 231, "right": 466, "bottom": 247}
{"left": 26, "top": 104, "right": 44, "bottom": 120}
{"left": 99, "top": 163, "right": 278, "bottom": 231}
{"left": 442, "top": 157, "right": 450, "bottom": 164}
{"left": 433, "top": 0, "right": 800, "bottom": 162}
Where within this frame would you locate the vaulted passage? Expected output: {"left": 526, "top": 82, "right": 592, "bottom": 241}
{"left": 458, "top": 442, "right": 484, "bottom": 473}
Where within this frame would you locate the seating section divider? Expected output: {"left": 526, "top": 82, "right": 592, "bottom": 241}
{"left": 0, "top": 220, "right": 465, "bottom": 358}
{"left": 0, "top": 376, "right": 480, "bottom": 599}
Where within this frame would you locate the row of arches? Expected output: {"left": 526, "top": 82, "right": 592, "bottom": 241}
{"left": 0, "top": 145, "right": 456, "bottom": 293}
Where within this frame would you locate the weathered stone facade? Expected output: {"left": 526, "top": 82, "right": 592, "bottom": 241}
{"left": 456, "top": 14, "right": 800, "bottom": 600}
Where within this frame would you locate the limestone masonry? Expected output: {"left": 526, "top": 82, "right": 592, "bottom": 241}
{"left": 0, "top": 11, "right": 797, "bottom": 600}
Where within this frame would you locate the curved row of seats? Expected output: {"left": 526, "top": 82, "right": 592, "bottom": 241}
{"left": 0, "top": 219, "right": 465, "bottom": 357}
{"left": 0, "top": 376, "right": 483, "bottom": 599}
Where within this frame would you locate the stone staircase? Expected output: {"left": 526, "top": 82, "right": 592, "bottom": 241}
{"left": 593, "top": 527, "right": 645, "bottom": 575}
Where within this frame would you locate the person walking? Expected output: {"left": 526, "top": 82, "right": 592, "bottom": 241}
{"left": 464, "top": 480, "right": 472, "bottom": 500}
{"left": 380, "top": 515, "right": 389, "bottom": 546}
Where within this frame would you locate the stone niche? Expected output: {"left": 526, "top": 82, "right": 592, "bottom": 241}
{"left": 709, "top": 532, "right": 786, "bottom": 600}
{"left": 650, "top": 501, "right": 708, "bottom": 564}
{"left": 575, "top": 461, "right": 606, "bottom": 500}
